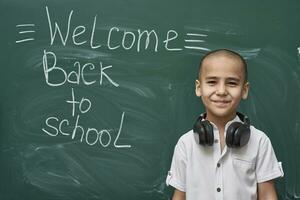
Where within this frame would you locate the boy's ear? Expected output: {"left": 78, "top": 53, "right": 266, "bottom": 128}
{"left": 195, "top": 79, "right": 201, "bottom": 97}
{"left": 242, "top": 82, "right": 250, "bottom": 99}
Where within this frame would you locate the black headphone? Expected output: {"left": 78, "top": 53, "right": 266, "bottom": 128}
{"left": 193, "top": 112, "right": 251, "bottom": 148}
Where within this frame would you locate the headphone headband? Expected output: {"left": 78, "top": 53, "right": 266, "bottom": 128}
{"left": 197, "top": 112, "right": 250, "bottom": 126}
{"left": 236, "top": 112, "right": 250, "bottom": 126}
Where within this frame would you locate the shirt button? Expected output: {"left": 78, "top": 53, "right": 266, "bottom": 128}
{"left": 217, "top": 187, "right": 221, "bottom": 192}
{"left": 217, "top": 163, "right": 221, "bottom": 168}
{"left": 214, "top": 139, "right": 219, "bottom": 143}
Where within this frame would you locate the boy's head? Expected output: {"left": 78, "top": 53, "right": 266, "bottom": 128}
{"left": 195, "top": 49, "right": 249, "bottom": 122}
{"left": 198, "top": 49, "right": 248, "bottom": 82}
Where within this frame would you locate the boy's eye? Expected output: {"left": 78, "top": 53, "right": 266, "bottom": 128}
{"left": 206, "top": 81, "right": 216, "bottom": 85}
{"left": 227, "top": 82, "right": 238, "bottom": 86}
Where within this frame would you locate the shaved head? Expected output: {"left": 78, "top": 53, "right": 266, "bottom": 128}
{"left": 198, "top": 49, "right": 248, "bottom": 82}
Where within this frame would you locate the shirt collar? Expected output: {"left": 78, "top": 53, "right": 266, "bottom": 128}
{"left": 202, "top": 114, "right": 242, "bottom": 132}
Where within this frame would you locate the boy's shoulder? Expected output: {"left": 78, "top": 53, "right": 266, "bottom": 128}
{"left": 249, "top": 125, "right": 272, "bottom": 144}
{"left": 173, "top": 130, "right": 197, "bottom": 153}
{"left": 177, "top": 129, "right": 196, "bottom": 145}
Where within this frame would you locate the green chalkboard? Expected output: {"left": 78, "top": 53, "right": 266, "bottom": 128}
{"left": 1, "top": 0, "right": 300, "bottom": 199}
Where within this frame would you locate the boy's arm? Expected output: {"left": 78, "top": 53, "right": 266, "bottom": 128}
{"left": 257, "top": 180, "right": 278, "bottom": 200}
{"left": 172, "top": 189, "right": 186, "bottom": 200}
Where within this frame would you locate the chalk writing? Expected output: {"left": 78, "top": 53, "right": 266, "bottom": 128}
{"left": 45, "top": 6, "right": 181, "bottom": 52}
{"left": 17, "top": 6, "right": 212, "bottom": 53}
{"left": 184, "top": 32, "right": 210, "bottom": 51}
{"left": 42, "top": 88, "right": 131, "bottom": 148}
{"left": 42, "top": 112, "right": 130, "bottom": 148}
{"left": 164, "top": 30, "right": 182, "bottom": 51}
{"left": 42, "top": 50, "right": 119, "bottom": 87}
{"left": 66, "top": 88, "right": 92, "bottom": 117}
{"left": 15, "top": 24, "right": 35, "bottom": 43}
{"left": 16, "top": 5, "right": 214, "bottom": 150}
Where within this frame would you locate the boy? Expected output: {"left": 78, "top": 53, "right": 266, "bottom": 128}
{"left": 166, "top": 49, "right": 284, "bottom": 200}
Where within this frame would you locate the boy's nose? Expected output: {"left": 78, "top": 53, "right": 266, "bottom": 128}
{"left": 215, "top": 84, "right": 227, "bottom": 95}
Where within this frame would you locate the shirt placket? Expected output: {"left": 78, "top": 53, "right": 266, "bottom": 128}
{"left": 213, "top": 128, "right": 226, "bottom": 200}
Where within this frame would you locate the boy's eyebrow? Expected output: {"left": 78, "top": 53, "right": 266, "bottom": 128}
{"left": 204, "top": 76, "right": 241, "bottom": 81}
{"left": 205, "top": 76, "right": 218, "bottom": 79}
{"left": 227, "top": 77, "right": 241, "bottom": 82}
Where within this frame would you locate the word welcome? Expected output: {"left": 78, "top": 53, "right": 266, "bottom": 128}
{"left": 46, "top": 6, "right": 182, "bottom": 52}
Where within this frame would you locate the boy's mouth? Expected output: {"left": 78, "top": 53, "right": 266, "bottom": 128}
{"left": 212, "top": 100, "right": 230, "bottom": 107}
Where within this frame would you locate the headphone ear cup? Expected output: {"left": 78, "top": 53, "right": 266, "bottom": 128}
{"left": 202, "top": 121, "right": 214, "bottom": 146}
{"left": 237, "top": 125, "right": 250, "bottom": 147}
{"left": 226, "top": 122, "right": 241, "bottom": 148}
{"left": 193, "top": 120, "right": 214, "bottom": 146}
{"left": 226, "top": 122, "right": 251, "bottom": 148}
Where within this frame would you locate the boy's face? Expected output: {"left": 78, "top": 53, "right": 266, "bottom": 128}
{"left": 195, "top": 55, "right": 249, "bottom": 121}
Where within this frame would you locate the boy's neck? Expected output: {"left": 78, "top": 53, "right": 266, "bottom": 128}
{"left": 205, "top": 112, "right": 237, "bottom": 131}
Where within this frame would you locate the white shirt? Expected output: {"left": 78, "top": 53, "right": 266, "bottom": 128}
{"left": 166, "top": 115, "right": 284, "bottom": 200}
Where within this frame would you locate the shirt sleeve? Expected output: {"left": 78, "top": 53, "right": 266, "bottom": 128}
{"left": 166, "top": 141, "right": 187, "bottom": 192}
{"left": 255, "top": 136, "right": 284, "bottom": 183}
